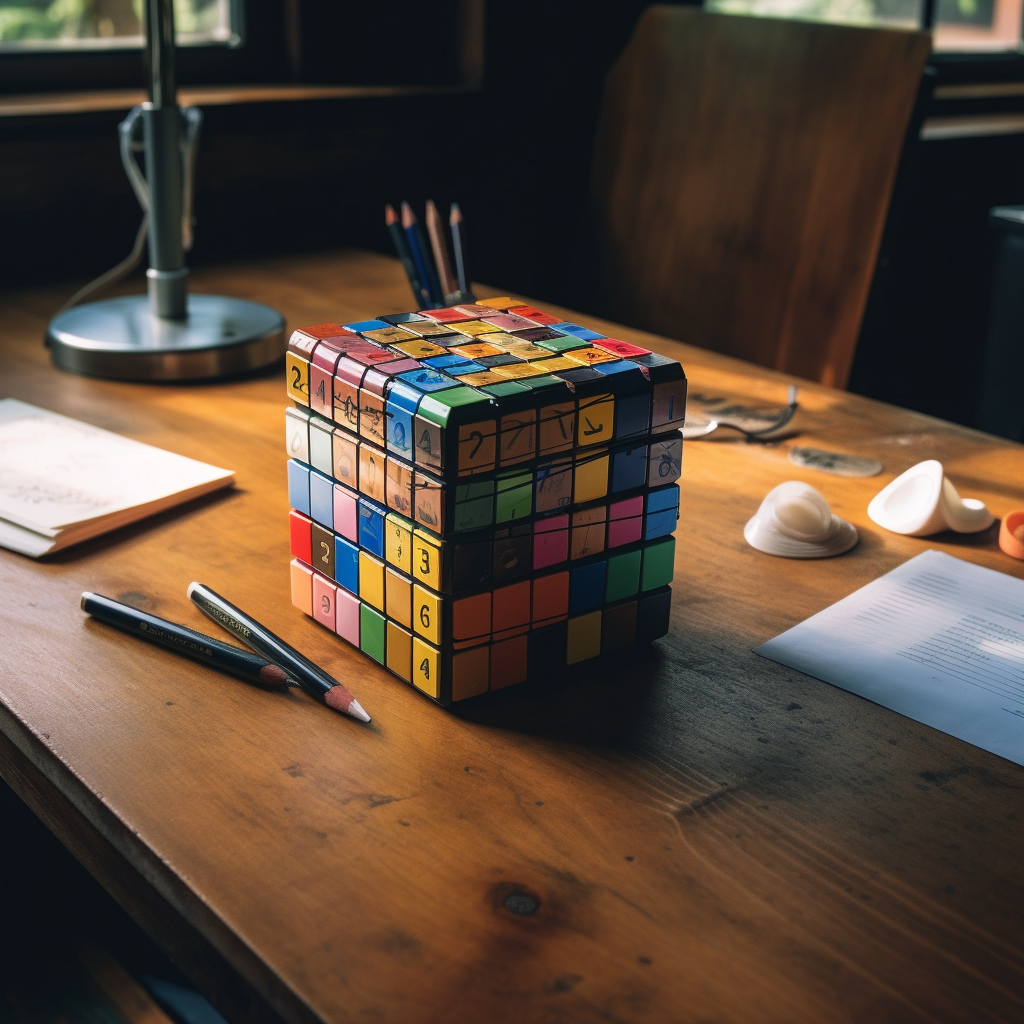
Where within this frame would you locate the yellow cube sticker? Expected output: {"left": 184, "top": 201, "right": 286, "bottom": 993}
{"left": 412, "top": 530, "right": 441, "bottom": 591}
{"left": 385, "top": 514, "right": 413, "bottom": 574}
{"left": 412, "top": 637, "right": 441, "bottom": 699}
{"left": 286, "top": 353, "right": 310, "bottom": 406}
{"left": 413, "top": 584, "right": 443, "bottom": 645}
{"left": 576, "top": 393, "right": 614, "bottom": 447}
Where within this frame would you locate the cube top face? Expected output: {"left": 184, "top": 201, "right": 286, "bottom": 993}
{"left": 286, "top": 300, "right": 686, "bottom": 706}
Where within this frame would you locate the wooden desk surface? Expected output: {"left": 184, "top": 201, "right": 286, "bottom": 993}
{"left": 2, "top": 250, "right": 1023, "bottom": 1024}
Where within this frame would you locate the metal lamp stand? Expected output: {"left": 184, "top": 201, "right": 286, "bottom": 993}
{"left": 47, "top": 0, "right": 284, "bottom": 381}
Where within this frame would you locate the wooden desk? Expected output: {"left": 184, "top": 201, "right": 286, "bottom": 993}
{"left": 2, "top": 250, "right": 1023, "bottom": 1024}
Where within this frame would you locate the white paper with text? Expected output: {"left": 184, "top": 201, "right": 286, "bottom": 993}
{"left": 756, "top": 550, "right": 1024, "bottom": 766}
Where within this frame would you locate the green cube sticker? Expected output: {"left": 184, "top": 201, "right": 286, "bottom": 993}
{"left": 536, "top": 335, "right": 589, "bottom": 353}
{"left": 606, "top": 550, "right": 642, "bottom": 602}
{"left": 480, "top": 381, "right": 531, "bottom": 399}
{"left": 495, "top": 469, "right": 533, "bottom": 523}
{"left": 640, "top": 537, "right": 675, "bottom": 592}
{"left": 360, "top": 604, "right": 386, "bottom": 664}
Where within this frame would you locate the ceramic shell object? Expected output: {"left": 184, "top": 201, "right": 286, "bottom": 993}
{"left": 867, "top": 459, "right": 994, "bottom": 537}
{"left": 999, "top": 510, "right": 1024, "bottom": 560}
{"left": 744, "top": 481, "right": 858, "bottom": 558}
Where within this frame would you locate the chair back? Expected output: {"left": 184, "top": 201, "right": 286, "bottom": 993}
{"left": 591, "top": 7, "right": 931, "bottom": 387}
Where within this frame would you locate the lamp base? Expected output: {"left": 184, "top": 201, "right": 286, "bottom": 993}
{"left": 47, "top": 293, "right": 286, "bottom": 381}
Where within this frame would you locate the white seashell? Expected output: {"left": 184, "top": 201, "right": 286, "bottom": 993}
{"left": 867, "top": 460, "right": 993, "bottom": 537}
{"left": 744, "top": 481, "right": 859, "bottom": 558}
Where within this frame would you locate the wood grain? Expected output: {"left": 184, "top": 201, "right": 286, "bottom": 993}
{"left": 1, "top": 249, "right": 1023, "bottom": 1024}
{"left": 591, "top": 7, "right": 931, "bottom": 389}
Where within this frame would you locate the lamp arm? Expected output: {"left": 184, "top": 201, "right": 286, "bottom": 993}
{"left": 117, "top": 103, "right": 203, "bottom": 253}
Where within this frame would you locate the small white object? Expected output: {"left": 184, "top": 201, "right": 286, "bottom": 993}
{"left": 867, "top": 459, "right": 994, "bottom": 537}
{"left": 744, "top": 481, "right": 858, "bottom": 558}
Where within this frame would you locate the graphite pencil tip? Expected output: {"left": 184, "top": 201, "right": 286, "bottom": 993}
{"left": 400, "top": 201, "right": 416, "bottom": 228}
{"left": 450, "top": 202, "right": 462, "bottom": 224}
{"left": 384, "top": 203, "right": 398, "bottom": 225}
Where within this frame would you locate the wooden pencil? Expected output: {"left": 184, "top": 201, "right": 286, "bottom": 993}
{"left": 188, "top": 582, "right": 370, "bottom": 723}
{"left": 425, "top": 199, "right": 460, "bottom": 304}
{"left": 450, "top": 202, "right": 470, "bottom": 297}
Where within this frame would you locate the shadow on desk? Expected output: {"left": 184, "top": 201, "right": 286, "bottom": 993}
{"left": 451, "top": 644, "right": 665, "bottom": 742}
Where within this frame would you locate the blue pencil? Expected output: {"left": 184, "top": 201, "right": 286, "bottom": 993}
{"left": 401, "top": 201, "right": 443, "bottom": 307}
{"left": 386, "top": 204, "right": 429, "bottom": 308}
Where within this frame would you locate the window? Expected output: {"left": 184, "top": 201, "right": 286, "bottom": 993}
{"left": 0, "top": 1, "right": 479, "bottom": 94}
{"left": 705, "top": 0, "right": 1024, "bottom": 52}
{"left": 0, "top": 0, "right": 236, "bottom": 50}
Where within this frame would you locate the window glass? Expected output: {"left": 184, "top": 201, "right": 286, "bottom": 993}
{"left": 0, "top": 0, "right": 235, "bottom": 50}
{"left": 705, "top": 0, "right": 1024, "bottom": 51}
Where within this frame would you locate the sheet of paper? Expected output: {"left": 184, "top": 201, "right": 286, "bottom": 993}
{"left": 755, "top": 549, "right": 1024, "bottom": 766}
{"left": 0, "top": 399, "right": 233, "bottom": 534}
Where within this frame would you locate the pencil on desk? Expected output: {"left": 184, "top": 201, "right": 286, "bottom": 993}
{"left": 425, "top": 199, "right": 460, "bottom": 304}
{"left": 187, "top": 582, "right": 371, "bottom": 723}
{"left": 385, "top": 203, "right": 429, "bottom": 309}
{"left": 401, "top": 201, "right": 443, "bottom": 307}
{"left": 80, "top": 592, "right": 297, "bottom": 692}
{"left": 449, "top": 202, "right": 470, "bottom": 298}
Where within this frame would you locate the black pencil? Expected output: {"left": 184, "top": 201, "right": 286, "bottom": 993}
{"left": 449, "top": 202, "right": 470, "bottom": 298}
{"left": 81, "top": 592, "right": 296, "bottom": 692}
{"left": 187, "top": 582, "right": 370, "bottom": 723}
{"left": 385, "top": 203, "right": 429, "bottom": 309}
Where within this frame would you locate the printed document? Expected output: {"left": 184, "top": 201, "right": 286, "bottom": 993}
{"left": 756, "top": 550, "right": 1024, "bottom": 766}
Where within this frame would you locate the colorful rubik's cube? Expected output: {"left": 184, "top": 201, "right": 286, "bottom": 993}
{"left": 285, "top": 298, "right": 686, "bottom": 706}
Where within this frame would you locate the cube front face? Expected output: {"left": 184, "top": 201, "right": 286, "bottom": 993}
{"left": 285, "top": 299, "right": 685, "bottom": 706}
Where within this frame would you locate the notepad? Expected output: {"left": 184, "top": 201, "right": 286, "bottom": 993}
{"left": 0, "top": 399, "right": 234, "bottom": 557}
{"left": 756, "top": 550, "right": 1024, "bottom": 767}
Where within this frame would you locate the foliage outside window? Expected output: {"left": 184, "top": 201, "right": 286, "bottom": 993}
{"left": 0, "top": 0, "right": 234, "bottom": 48}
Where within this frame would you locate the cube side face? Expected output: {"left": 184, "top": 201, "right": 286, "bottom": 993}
{"left": 285, "top": 300, "right": 684, "bottom": 706}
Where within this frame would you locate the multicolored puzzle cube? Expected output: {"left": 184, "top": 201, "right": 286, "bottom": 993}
{"left": 285, "top": 298, "right": 685, "bottom": 705}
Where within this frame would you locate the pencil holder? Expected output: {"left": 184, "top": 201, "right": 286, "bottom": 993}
{"left": 283, "top": 299, "right": 686, "bottom": 705}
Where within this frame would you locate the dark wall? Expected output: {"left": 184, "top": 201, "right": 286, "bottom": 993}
{"left": 850, "top": 127, "right": 1024, "bottom": 429}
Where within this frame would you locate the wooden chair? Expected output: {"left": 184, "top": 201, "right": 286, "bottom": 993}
{"left": 590, "top": 7, "right": 931, "bottom": 388}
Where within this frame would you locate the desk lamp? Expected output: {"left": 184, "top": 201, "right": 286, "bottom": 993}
{"left": 46, "top": 0, "right": 284, "bottom": 381}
